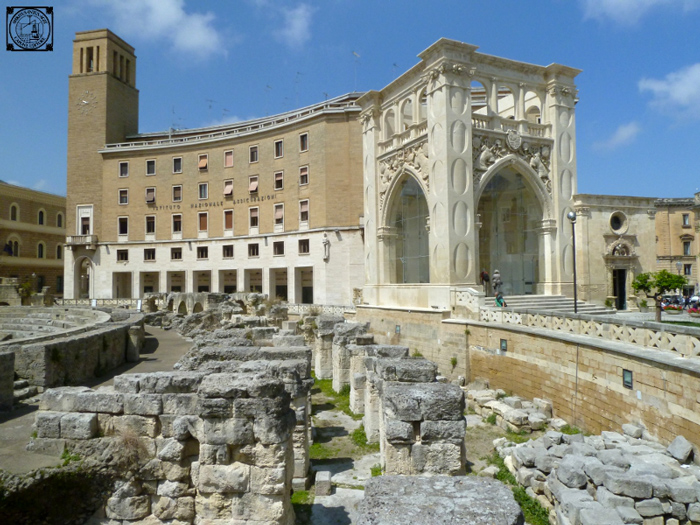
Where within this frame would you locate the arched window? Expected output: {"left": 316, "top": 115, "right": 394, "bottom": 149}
{"left": 384, "top": 109, "right": 395, "bottom": 140}
{"left": 12, "top": 240, "right": 19, "bottom": 257}
{"left": 390, "top": 177, "right": 430, "bottom": 283}
{"left": 37, "top": 242, "right": 45, "bottom": 259}
{"left": 10, "top": 204, "right": 18, "bottom": 221}
{"left": 401, "top": 98, "right": 413, "bottom": 131}
{"left": 38, "top": 210, "right": 45, "bottom": 225}
{"left": 418, "top": 90, "right": 428, "bottom": 123}
{"left": 56, "top": 212, "right": 64, "bottom": 228}
{"left": 56, "top": 244, "right": 63, "bottom": 260}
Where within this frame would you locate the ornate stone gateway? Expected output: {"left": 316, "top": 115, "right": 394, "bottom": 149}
{"left": 359, "top": 38, "right": 580, "bottom": 309}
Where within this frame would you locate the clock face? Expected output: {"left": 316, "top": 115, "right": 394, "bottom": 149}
{"left": 76, "top": 90, "right": 97, "bottom": 115}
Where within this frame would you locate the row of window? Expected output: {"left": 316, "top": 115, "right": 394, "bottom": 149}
{"left": 116, "top": 239, "right": 310, "bottom": 263}
{"left": 118, "top": 133, "right": 309, "bottom": 177}
{"left": 3, "top": 240, "right": 62, "bottom": 259}
{"left": 118, "top": 167, "right": 310, "bottom": 205}
{"left": 116, "top": 201, "right": 310, "bottom": 236}
{"left": 8, "top": 205, "right": 64, "bottom": 227}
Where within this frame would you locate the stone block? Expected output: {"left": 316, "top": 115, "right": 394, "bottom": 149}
{"left": 315, "top": 470, "right": 332, "bottom": 496}
{"left": 35, "top": 411, "right": 62, "bottom": 438}
{"left": 110, "top": 415, "right": 159, "bottom": 438}
{"left": 420, "top": 420, "right": 466, "bottom": 444}
{"left": 60, "top": 412, "right": 97, "bottom": 439}
{"left": 597, "top": 486, "right": 635, "bottom": 508}
{"left": 198, "top": 464, "right": 250, "bottom": 493}
{"left": 542, "top": 431, "right": 563, "bottom": 448}
{"left": 667, "top": 435, "right": 693, "bottom": 463}
{"left": 105, "top": 496, "right": 150, "bottom": 520}
{"left": 384, "top": 443, "right": 412, "bottom": 475}
{"left": 688, "top": 502, "right": 700, "bottom": 522}
{"left": 250, "top": 466, "right": 286, "bottom": 495}
{"left": 604, "top": 471, "right": 653, "bottom": 499}
{"left": 156, "top": 437, "right": 186, "bottom": 462}
{"left": 664, "top": 476, "right": 698, "bottom": 503}
{"left": 202, "top": 418, "right": 253, "bottom": 446}
{"left": 375, "top": 358, "right": 437, "bottom": 383}
{"left": 412, "top": 442, "right": 464, "bottom": 475}
{"left": 615, "top": 506, "right": 643, "bottom": 524}
{"left": 75, "top": 391, "right": 124, "bottom": 414}
{"left": 385, "top": 419, "right": 414, "bottom": 443}
{"left": 622, "top": 423, "right": 644, "bottom": 439}
{"left": 557, "top": 455, "right": 588, "bottom": 489}
{"left": 528, "top": 413, "right": 548, "bottom": 431}
{"left": 124, "top": 393, "right": 163, "bottom": 416}
{"left": 512, "top": 447, "right": 536, "bottom": 468}
{"left": 195, "top": 492, "right": 232, "bottom": 520}
{"left": 579, "top": 505, "right": 625, "bottom": 525}
{"left": 162, "top": 393, "right": 200, "bottom": 415}
{"left": 113, "top": 375, "right": 141, "bottom": 394}
{"left": 634, "top": 497, "right": 669, "bottom": 517}
{"left": 156, "top": 480, "right": 190, "bottom": 498}
{"left": 39, "top": 386, "right": 92, "bottom": 411}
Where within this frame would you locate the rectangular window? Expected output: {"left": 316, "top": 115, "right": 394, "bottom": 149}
{"left": 119, "top": 189, "right": 128, "bottom": 205}
{"left": 199, "top": 183, "right": 208, "bottom": 200}
{"left": 684, "top": 264, "right": 692, "bottom": 276}
{"left": 145, "top": 187, "right": 156, "bottom": 203}
{"left": 173, "top": 157, "right": 182, "bottom": 173}
{"left": 172, "top": 185, "right": 182, "bottom": 202}
{"left": 146, "top": 215, "right": 155, "bottom": 234}
{"left": 117, "top": 249, "right": 129, "bottom": 261}
{"left": 118, "top": 217, "right": 128, "bottom": 235}
{"left": 274, "top": 203, "right": 284, "bottom": 225}
{"left": 684, "top": 241, "right": 691, "bottom": 256}
{"left": 197, "top": 246, "right": 208, "bottom": 259}
{"left": 249, "top": 145, "right": 258, "bottom": 163}
{"left": 224, "top": 209, "right": 233, "bottom": 230}
{"left": 119, "top": 161, "right": 129, "bottom": 177}
{"left": 146, "top": 159, "right": 156, "bottom": 176}
{"left": 248, "top": 243, "right": 259, "bottom": 257}
{"left": 300, "top": 200, "right": 309, "bottom": 222}
{"left": 224, "top": 150, "right": 234, "bottom": 167}
{"left": 171, "top": 247, "right": 182, "bottom": 260}
{"left": 223, "top": 245, "right": 234, "bottom": 258}
{"left": 56, "top": 276, "right": 64, "bottom": 294}
{"left": 249, "top": 207, "right": 259, "bottom": 228}
{"left": 274, "top": 139, "right": 284, "bottom": 158}
{"left": 683, "top": 213, "right": 691, "bottom": 227}
{"left": 299, "top": 133, "right": 309, "bottom": 152}
{"left": 299, "top": 239, "right": 310, "bottom": 254}
{"left": 172, "top": 214, "right": 182, "bottom": 233}
{"left": 224, "top": 180, "right": 233, "bottom": 196}
{"left": 274, "top": 171, "right": 284, "bottom": 191}
{"left": 144, "top": 248, "right": 156, "bottom": 261}
{"left": 198, "top": 212, "right": 208, "bottom": 232}
{"left": 249, "top": 176, "right": 258, "bottom": 193}
{"left": 299, "top": 166, "right": 309, "bottom": 185}
{"left": 273, "top": 241, "right": 285, "bottom": 256}
{"left": 198, "top": 154, "right": 208, "bottom": 170}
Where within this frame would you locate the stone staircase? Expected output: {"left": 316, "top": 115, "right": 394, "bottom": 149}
{"left": 498, "top": 294, "right": 614, "bottom": 316}
{"left": 13, "top": 379, "right": 38, "bottom": 403}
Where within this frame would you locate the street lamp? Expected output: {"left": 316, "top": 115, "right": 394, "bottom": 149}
{"left": 567, "top": 211, "right": 578, "bottom": 314}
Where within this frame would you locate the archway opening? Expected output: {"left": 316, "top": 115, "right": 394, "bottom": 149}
{"left": 388, "top": 176, "right": 429, "bottom": 284}
{"left": 75, "top": 257, "right": 93, "bottom": 299}
{"left": 477, "top": 168, "right": 543, "bottom": 295}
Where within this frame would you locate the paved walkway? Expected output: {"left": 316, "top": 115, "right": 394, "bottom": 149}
{"left": 0, "top": 326, "right": 193, "bottom": 475}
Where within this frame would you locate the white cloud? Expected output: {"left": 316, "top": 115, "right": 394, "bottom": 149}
{"left": 86, "top": 0, "right": 224, "bottom": 58}
{"left": 639, "top": 63, "right": 700, "bottom": 120}
{"left": 32, "top": 179, "right": 48, "bottom": 191}
{"left": 276, "top": 4, "right": 315, "bottom": 48}
{"left": 593, "top": 122, "right": 641, "bottom": 151}
{"left": 581, "top": 0, "right": 699, "bottom": 24}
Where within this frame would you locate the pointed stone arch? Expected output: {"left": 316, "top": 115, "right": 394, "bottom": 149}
{"left": 73, "top": 255, "right": 95, "bottom": 299}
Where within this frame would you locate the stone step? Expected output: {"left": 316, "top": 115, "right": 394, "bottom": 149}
{"left": 14, "top": 385, "right": 38, "bottom": 402}
{"left": 13, "top": 379, "right": 28, "bottom": 389}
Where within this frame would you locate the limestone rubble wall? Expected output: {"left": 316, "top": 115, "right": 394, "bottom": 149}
{"left": 31, "top": 370, "right": 297, "bottom": 525}
{"left": 356, "top": 306, "right": 700, "bottom": 451}
{"left": 0, "top": 351, "right": 14, "bottom": 410}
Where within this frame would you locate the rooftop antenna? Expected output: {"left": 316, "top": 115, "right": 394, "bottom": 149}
{"left": 205, "top": 99, "right": 216, "bottom": 122}
{"left": 295, "top": 72, "right": 303, "bottom": 108}
{"left": 352, "top": 51, "right": 360, "bottom": 92}
{"left": 222, "top": 108, "right": 230, "bottom": 121}
{"left": 169, "top": 105, "right": 183, "bottom": 139}
{"left": 265, "top": 85, "right": 272, "bottom": 116}
{"left": 392, "top": 63, "right": 398, "bottom": 77}
{"left": 323, "top": 92, "right": 329, "bottom": 101}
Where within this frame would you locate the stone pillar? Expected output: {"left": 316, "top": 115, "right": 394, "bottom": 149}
{"left": 0, "top": 351, "right": 15, "bottom": 411}
{"left": 359, "top": 95, "right": 381, "bottom": 298}
{"left": 126, "top": 324, "right": 144, "bottom": 362}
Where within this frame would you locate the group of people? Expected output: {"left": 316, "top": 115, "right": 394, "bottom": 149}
{"left": 479, "top": 268, "right": 506, "bottom": 307}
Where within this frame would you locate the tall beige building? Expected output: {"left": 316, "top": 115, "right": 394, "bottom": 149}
{"left": 64, "top": 30, "right": 364, "bottom": 304}
{"left": 655, "top": 196, "right": 698, "bottom": 296}
{"left": 0, "top": 181, "right": 66, "bottom": 296}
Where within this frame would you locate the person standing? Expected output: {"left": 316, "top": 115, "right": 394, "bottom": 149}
{"left": 480, "top": 268, "right": 490, "bottom": 296}
{"left": 492, "top": 269, "right": 503, "bottom": 296}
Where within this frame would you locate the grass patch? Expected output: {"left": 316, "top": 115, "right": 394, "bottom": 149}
{"left": 663, "top": 321, "right": 700, "bottom": 328}
{"left": 487, "top": 451, "right": 549, "bottom": 525}
{"left": 314, "top": 378, "right": 362, "bottom": 420}
{"left": 505, "top": 429, "right": 531, "bottom": 444}
{"left": 484, "top": 413, "right": 497, "bottom": 425}
{"left": 350, "top": 425, "right": 380, "bottom": 453}
{"left": 60, "top": 449, "right": 81, "bottom": 467}
{"left": 370, "top": 464, "right": 382, "bottom": 477}
{"left": 291, "top": 490, "right": 314, "bottom": 524}
{"left": 309, "top": 442, "right": 337, "bottom": 460}
{"left": 559, "top": 424, "right": 581, "bottom": 435}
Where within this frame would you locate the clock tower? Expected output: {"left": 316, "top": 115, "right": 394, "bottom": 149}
{"left": 65, "top": 29, "right": 138, "bottom": 297}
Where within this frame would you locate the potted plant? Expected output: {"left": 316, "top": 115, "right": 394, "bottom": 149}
{"left": 664, "top": 304, "right": 683, "bottom": 315}
{"left": 688, "top": 307, "right": 700, "bottom": 318}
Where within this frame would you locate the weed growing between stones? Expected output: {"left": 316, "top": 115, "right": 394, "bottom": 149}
{"left": 309, "top": 442, "right": 338, "bottom": 460}
{"left": 484, "top": 413, "right": 497, "bottom": 425}
{"left": 291, "top": 489, "right": 314, "bottom": 524}
{"left": 487, "top": 451, "right": 549, "bottom": 525}
{"left": 504, "top": 429, "right": 530, "bottom": 444}
{"left": 370, "top": 464, "right": 382, "bottom": 477}
{"left": 314, "top": 377, "right": 362, "bottom": 420}
{"left": 350, "top": 425, "right": 380, "bottom": 453}
{"left": 412, "top": 351, "right": 423, "bottom": 357}
{"left": 60, "top": 449, "right": 81, "bottom": 467}
{"left": 450, "top": 356, "right": 458, "bottom": 370}
{"left": 559, "top": 424, "right": 581, "bottom": 435}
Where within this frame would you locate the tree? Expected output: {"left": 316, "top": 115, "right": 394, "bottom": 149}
{"left": 632, "top": 270, "right": 688, "bottom": 322}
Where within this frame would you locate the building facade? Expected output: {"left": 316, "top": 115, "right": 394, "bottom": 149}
{"left": 655, "top": 196, "right": 698, "bottom": 296}
{"left": 358, "top": 39, "right": 581, "bottom": 309}
{"left": 64, "top": 30, "right": 364, "bottom": 304}
{"left": 0, "top": 181, "right": 66, "bottom": 296}
{"left": 573, "top": 194, "right": 657, "bottom": 309}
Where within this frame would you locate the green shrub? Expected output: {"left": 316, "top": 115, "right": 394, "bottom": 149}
{"left": 60, "top": 449, "right": 81, "bottom": 467}
{"left": 485, "top": 413, "right": 497, "bottom": 425}
{"left": 450, "top": 357, "right": 458, "bottom": 370}
{"left": 350, "top": 425, "right": 380, "bottom": 453}
{"left": 412, "top": 351, "right": 423, "bottom": 358}
{"left": 370, "top": 464, "right": 382, "bottom": 477}
{"left": 560, "top": 424, "right": 581, "bottom": 435}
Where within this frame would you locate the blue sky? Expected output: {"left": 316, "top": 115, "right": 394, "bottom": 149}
{"left": 2, "top": 0, "right": 700, "bottom": 198}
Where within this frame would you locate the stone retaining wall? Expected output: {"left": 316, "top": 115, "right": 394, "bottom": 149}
{"left": 0, "top": 351, "right": 14, "bottom": 410}
{"left": 31, "top": 370, "right": 297, "bottom": 525}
